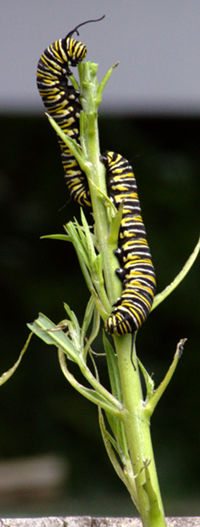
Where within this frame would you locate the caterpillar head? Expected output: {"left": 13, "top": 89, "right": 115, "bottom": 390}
{"left": 66, "top": 37, "right": 87, "bottom": 66}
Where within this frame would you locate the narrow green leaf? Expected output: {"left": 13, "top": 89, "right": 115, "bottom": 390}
{"left": 92, "top": 253, "right": 103, "bottom": 279}
{"left": 64, "top": 222, "right": 94, "bottom": 291}
{"left": 84, "top": 175, "right": 114, "bottom": 208}
{"left": 102, "top": 333, "right": 128, "bottom": 449}
{"left": 142, "top": 462, "right": 164, "bottom": 525}
{"left": 78, "top": 358, "right": 123, "bottom": 415}
{"left": 63, "top": 303, "right": 80, "bottom": 333}
{"left": 46, "top": 114, "right": 88, "bottom": 173}
{"left": 27, "top": 313, "right": 79, "bottom": 361}
{"left": 138, "top": 358, "right": 155, "bottom": 401}
{"left": 92, "top": 254, "right": 111, "bottom": 314}
{"left": 81, "top": 296, "right": 95, "bottom": 340}
{"left": 108, "top": 202, "right": 123, "bottom": 248}
{"left": 98, "top": 408, "right": 126, "bottom": 479}
{"left": 46, "top": 114, "right": 82, "bottom": 156}
{"left": 73, "top": 216, "right": 89, "bottom": 244}
{"left": 145, "top": 338, "right": 187, "bottom": 417}
{"left": 80, "top": 208, "right": 96, "bottom": 264}
{"left": 66, "top": 217, "right": 110, "bottom": 314}
{"left": 98, "top": 408, "right": 138, "bottom": 510}
{"left": 58, "top": 349, "right": 122, "bottom": 415}
{"left": 96, "top": 63, "right": 119, "bottom": 106}
{"left": 40, "top": 234, "right": 70, "bottom": 242}
{"left": 83, "top": 304, "right": 100, "bottom": 359}
{"left": 63, "top": 303, "right": 82, "bottom": 352}
{"left": 0, "top": 332, "right": 32, "bottom": 386}
{"left": 103, "top": 333, "right": 122, "bottom": 402}
{"left": 66, "top": 220, "right": 92, "bottom": 269}
{"left": 68, "top": 73, "right": 79, "bottom": 91}
{"left": 152, "top": 235, "right": 200, "bottom": 310}
{"left": 65, "top": 221, "right": 89, "bottom": 265}
{"left": 76, "top": 260, "right": 94, "bottom": 293}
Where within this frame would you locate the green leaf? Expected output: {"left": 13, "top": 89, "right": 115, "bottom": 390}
{"left": 142, "top": 461, "right": 164, "bottom": 525}
{"left": 83, "top": 304, "right": 100, "bottom": 359}
{"left": 92, "top": 253, "right": 103, "bottom": 279}
{"left": 66, "top": 216, "right": 110, "bottom": 315}
{"left": 138, "top": 358, "right": 155, "bottom": 401}
{"left": 81, "top": 296, "right": 95, "bottom": 338}
{"left": 80, "top": 209, "right": 96, "bottom": 264}
{"left": 63, "top": 303, "right": 80, "bottom": 332}
{"left": 28, "top": 316, "right": 122, "bottom": 415}
{"left": 98, "top": 408, "right": 138, "bottom": 510}
{"left": 0, "top": 332, "right": 32, "bottom": 386}
{"left": 96, "top": 63, "right": 119, "bottom": 107}
{"left": 63, "top": 303, "right": 82, "bottom": 352}
{"left": 102, "top": 333, "right": 129, "bottom": 450}
{"left": 40, "top": 234, "right": 70, "bottom": 242}
{"left": 108, "top": 202, "right": 123, "bottom": 248}
{"left": 28, "top": 314, "right": 123, "bottom": 415}
{"left": 103, "top": 333, "right": 122, "bottom": 402}
{"left": 68, "top": 73, "right": 79, "bottom": 91}
{"left": 65, "top": 221, "right": 90, "bottom": 267}
{"left": 27, "top": 313, "right": 80, "bottom": 362}
{"left": 145, "top": 338, "right": 187, "bottom": 417}
{"left": 46, "top": 114, "right": 88, "bottom": 173}
{"left": 91, "top": 253, "right": 111, "bottom": 315}
{"left": 84, "top": 175, "right": 114, "bottom": 208}
{"left": 152, "top": 235, "right": 200, "bottom": 310}
{"left": 58, "top": 349, "right": 122, "bottom": 415}
{"left": 64, "top": 221, "right": 94, "bottom": 291}
{"left": 98, "top": 407, "right": 127, "bottom": 480}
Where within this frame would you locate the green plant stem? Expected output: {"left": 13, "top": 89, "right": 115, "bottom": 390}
{"left": 116, "top": 336, "right": 166, "bottom": 527}
{"left": 79, "top": 62, "right": 121, "bottom": 306}
{"left": 79, "top": 61, "right": 166, "bottom": 527}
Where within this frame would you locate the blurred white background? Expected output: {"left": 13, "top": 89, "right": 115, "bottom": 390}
{"left": 1, "top": 0, "right": 200, "bottom": 114}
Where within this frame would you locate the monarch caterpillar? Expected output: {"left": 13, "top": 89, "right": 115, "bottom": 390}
{"left": 102, "top": 151, "right": 156, "bottom": 336}
{"left": 37, "top": 22, "right": 156, "bottom": 338}
{"left": 36, "top": 16, "right": 104, "bottom": 207}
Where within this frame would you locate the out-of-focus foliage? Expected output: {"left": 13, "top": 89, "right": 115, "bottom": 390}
{"left": 0, "top": 114, "right": 199, "bottom": 513}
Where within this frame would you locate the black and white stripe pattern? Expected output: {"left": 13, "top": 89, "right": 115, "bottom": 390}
{"left": 36, "top": 34, "right": 91, "bottom": 206}
{"left": 103, "top": 151, "right": 156, "bottom": 336}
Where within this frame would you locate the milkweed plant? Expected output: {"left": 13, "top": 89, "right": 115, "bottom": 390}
{"left": 7, "top": 22, "right": 200, "bottom": 527}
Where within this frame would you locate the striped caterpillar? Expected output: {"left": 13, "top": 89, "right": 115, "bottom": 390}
{"left": 102, "top": 151, "right": 156, "bottom": 336}
{"left": 37, "top": 17, "right": 104, "bottom": 206}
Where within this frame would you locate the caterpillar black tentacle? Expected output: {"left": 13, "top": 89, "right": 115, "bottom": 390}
{"left": 37, "top": 17, "right": 105, "bottom": 207}
{"left": 103, "top": 151, "right": 156, "bottom": 336}
{"left": 66, "top": 15, "right": 105, "bottom": 39}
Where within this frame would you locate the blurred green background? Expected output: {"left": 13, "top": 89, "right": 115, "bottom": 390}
{"left": 0, "top": 113, "right": 199, "bottom": 517}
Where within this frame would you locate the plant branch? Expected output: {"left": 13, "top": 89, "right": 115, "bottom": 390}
{"left": 78, "top": 61, "right": 167, "bottom": 526}
{"left": 152, "top": 235, "right": 200, "bottom": 310}
{"left": 145, "top": 338, "right": 187, "bottom": 417}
